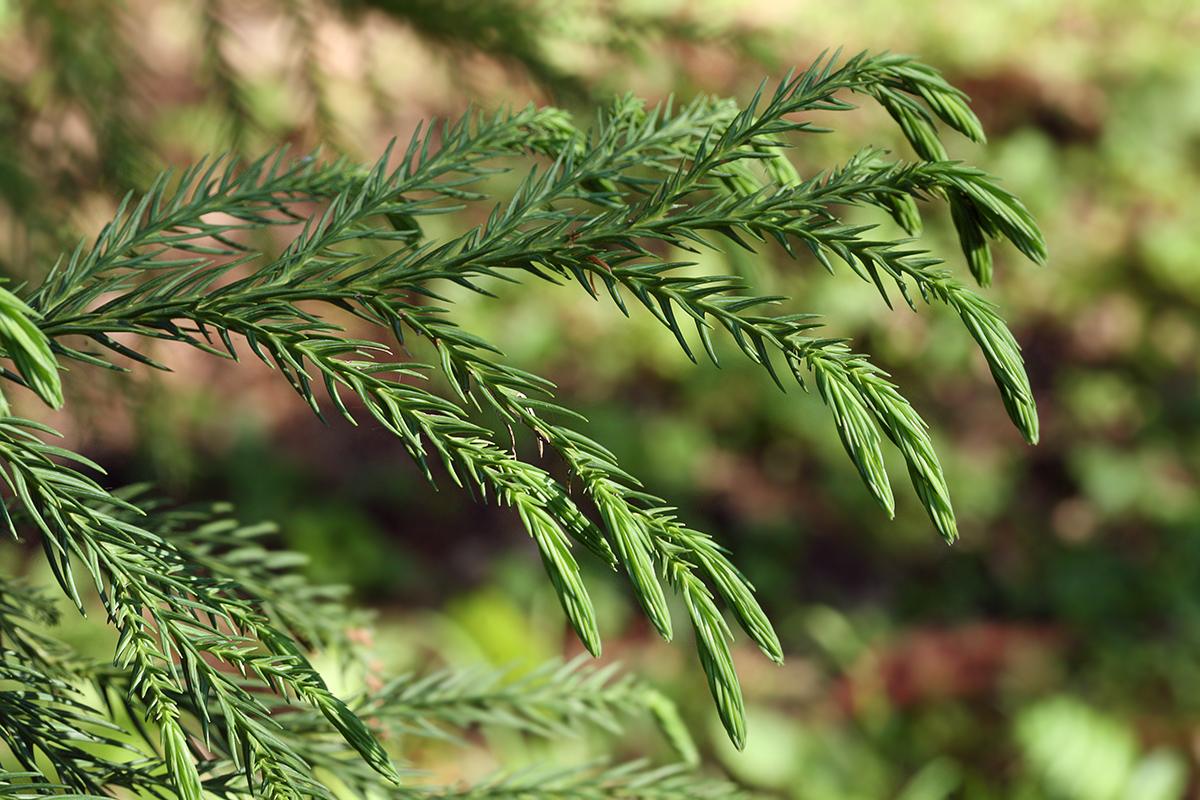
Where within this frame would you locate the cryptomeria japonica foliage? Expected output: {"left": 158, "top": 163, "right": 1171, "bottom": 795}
{"left": 0, "top": 51, "right": 1042, "bottom": 799}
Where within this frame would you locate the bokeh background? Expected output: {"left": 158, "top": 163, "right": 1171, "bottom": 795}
{"left": 3, "top": 1, "right": 1200, "bottom": 797}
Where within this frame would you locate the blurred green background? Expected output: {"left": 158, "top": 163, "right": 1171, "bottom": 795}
{"left": 3, "top": 0, "right": 1200, "bottom": 797}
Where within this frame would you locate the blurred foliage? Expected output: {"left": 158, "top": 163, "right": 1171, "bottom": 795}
{"left": 2, "top": 0, "right": 1200, "bottom": 798}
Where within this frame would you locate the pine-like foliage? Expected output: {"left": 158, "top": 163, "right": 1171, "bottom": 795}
{"left": 0, "top": 52, "right": 1043, "bottom": 799}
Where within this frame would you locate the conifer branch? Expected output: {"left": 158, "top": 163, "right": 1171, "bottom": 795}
{"left": 423, "top": 761, "right": 750, "bottom": 800}
{"left": 0, "top": 50, "right": 1043, "bottom": 794}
